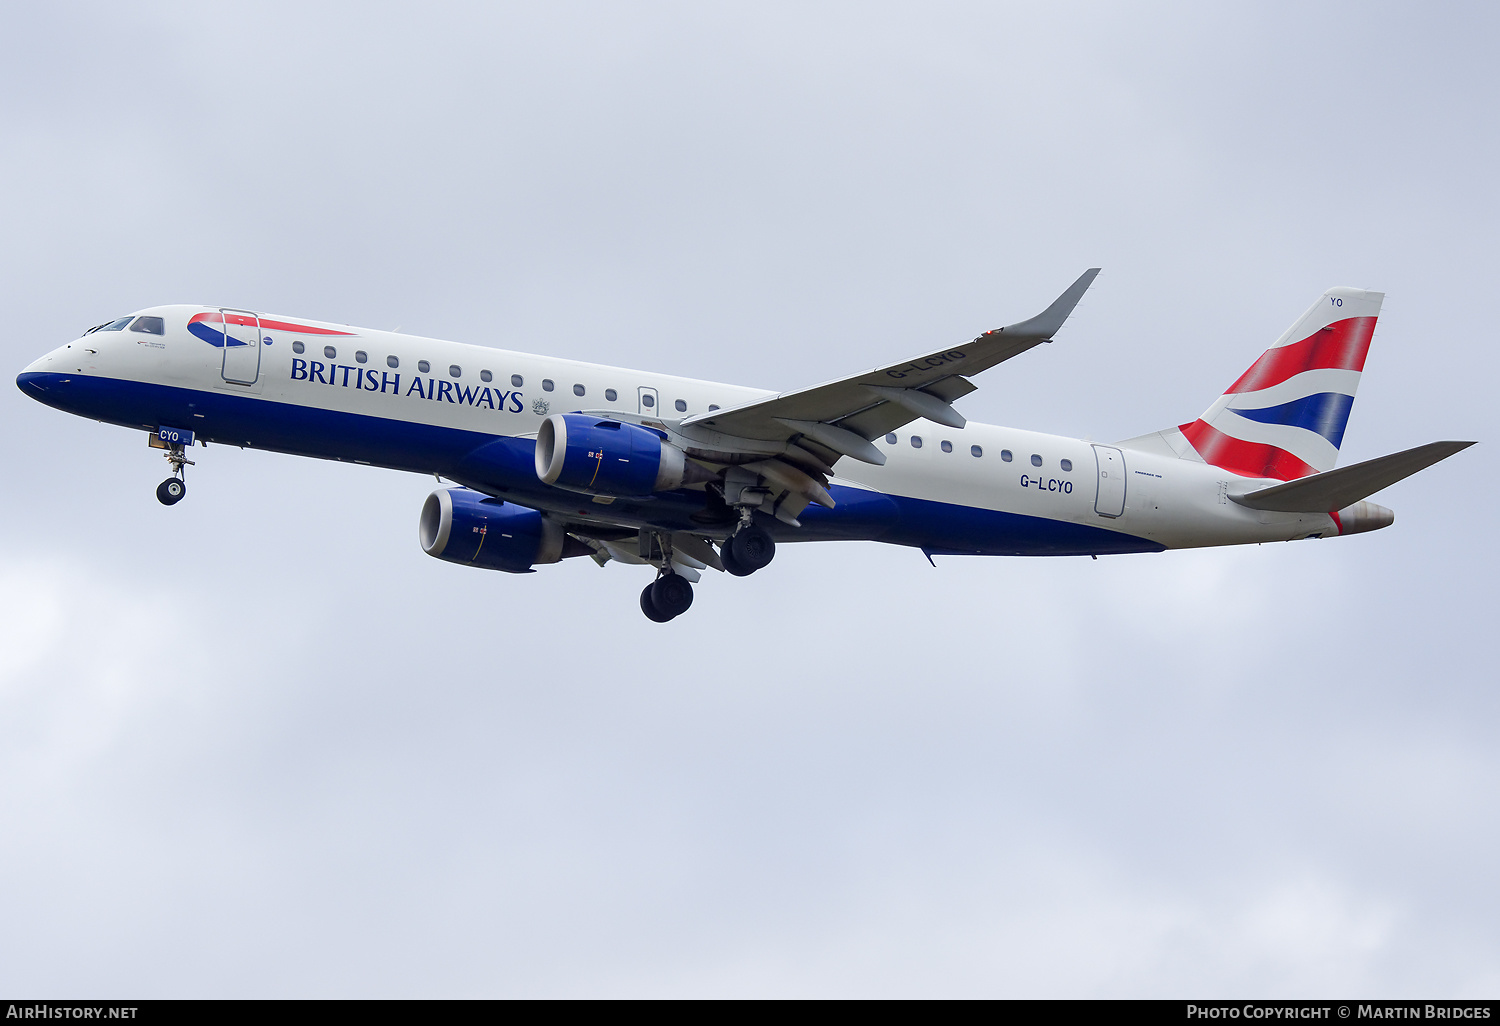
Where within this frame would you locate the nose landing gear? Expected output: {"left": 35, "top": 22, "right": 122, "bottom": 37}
{"left": 156, "top": 443, "right": 194, "bottom": 506}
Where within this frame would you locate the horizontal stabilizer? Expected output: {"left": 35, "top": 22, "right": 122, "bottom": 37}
{"left": 1230, "top": 440, "right": 1475, "bottom": 512}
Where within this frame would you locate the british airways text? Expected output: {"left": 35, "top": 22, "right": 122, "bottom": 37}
{"left": 290, "top": 359, "right": 525, "bottom": 412}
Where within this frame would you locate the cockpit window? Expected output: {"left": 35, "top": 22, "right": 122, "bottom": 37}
{"left": 94, "top": 317, "right": 132, "bottom": 332}
{"left": 129, "top": 316, "right": 164, "bottom": 335}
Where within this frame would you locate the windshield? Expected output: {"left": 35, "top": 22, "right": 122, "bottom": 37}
{"left": 129, "top": 316, "right": 164, "bottom": 335}
{"left": 88, "top": 317, "right": 133, "bottom": 333}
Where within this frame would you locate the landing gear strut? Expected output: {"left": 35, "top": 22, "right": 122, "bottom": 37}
{"left": 156, "top": 443, "right": 194, "bottom": 506}
{"left": 640, "top": 573, "right": 694, "bottom": 622}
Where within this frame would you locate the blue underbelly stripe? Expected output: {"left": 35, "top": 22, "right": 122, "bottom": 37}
{"left": 16, "top": 371, "right": 1162, "bottom": 556}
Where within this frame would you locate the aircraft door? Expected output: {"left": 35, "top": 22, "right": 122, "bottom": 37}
{"left": 1093, "top": 444, "right": 1127, "bottom": 517}
{"left": 637, "top": 386, "right": 659, "bottom": 416}
{"left": 220, "top": 308, "right": 262, "bottom": 385}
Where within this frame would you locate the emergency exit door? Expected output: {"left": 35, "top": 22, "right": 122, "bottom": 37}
{"left": 1093, "top": 444, "right": 1126, "bottom": 517}
{"left": 220, "top": 308, "right": 262, "bottom": 385}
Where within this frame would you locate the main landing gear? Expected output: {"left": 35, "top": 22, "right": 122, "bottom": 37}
{"left": 641, "top": 573, "right": 694, "bottom": 622}
{"left": 156, "top": 442, "right": 194, "bottom": 506}
{"left": 634, "top": 519, "right": 777, "bottom": 622}
{"left": 720, "top": 522, "right": 775, "bottom": 577}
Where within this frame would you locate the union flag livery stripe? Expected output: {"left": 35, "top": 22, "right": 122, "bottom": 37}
{"left": 188, "top": 310, "right": 356, "bottom": 346}
{"left": 1178, "top": 418, "right": 1320, "bottom": 480}
{"left": 1227, "top": 391, "right": 1356, "bottom": 448}
{"left": 1225, "top": 316, "right": 1375, "bottom": 394}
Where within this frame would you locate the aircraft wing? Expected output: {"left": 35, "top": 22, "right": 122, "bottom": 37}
{"left": 677, "top": 268, "right": 1100, "bottom": 468}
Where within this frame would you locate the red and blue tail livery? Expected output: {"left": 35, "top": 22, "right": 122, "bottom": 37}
{"left": 18, "top": 275, "right": 1473, "bottom": 621}
{"left": 1167, "top": 288, "right": 1382, "bottom": 480}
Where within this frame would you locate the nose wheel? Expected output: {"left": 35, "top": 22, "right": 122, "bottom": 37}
{"left": 156, "top": 478, "right": 187, "bottom": 505}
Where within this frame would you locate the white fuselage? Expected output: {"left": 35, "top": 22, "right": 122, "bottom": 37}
{"left": 20, "top": 304, "right": 1347, "bottom": 554}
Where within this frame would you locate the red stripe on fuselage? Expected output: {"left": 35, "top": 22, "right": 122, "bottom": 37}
{"left": 1178, "top": 419, "right": 1319, "bottom": 480}
{"left": 258, "top": 316, "right": 355, "bottom": 336}
{"left": 1225, "top": 316, "right": 1376, "bottom": 394}
{"left": 188, "top": 312, "right": 355, "bottom": 336}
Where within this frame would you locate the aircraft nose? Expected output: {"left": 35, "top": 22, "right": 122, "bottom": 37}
{"left": 20, "top": 349, "right": 55, "bottom": 375}
{"left": 16, "top": 344, "right": 74, "bottom": 402}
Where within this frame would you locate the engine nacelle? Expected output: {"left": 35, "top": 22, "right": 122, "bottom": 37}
{"left": 419, "top": 488, "right": 571, "bottom": 574}
{"left": 534, "top": 413, "right": 705, "bottom": 496}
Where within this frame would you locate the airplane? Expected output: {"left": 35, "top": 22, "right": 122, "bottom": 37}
{"left": 15, "top": 270, "right": 1474, "bottom": 622}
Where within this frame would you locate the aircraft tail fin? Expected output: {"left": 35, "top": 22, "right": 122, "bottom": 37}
{"left": 1120, "top": 287, "right": 1384, "bottom": 479}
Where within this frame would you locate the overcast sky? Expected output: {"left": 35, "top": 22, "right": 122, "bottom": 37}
{"left": 1, "top": 1, "right": 1496, "bottom": 997}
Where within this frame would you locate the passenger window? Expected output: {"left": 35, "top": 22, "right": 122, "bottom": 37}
{"left": 129, "top": 316, "right": 164, "bottom": 335}
{"left": 1001, "top": 450, "right": 1013, "bottom": 462}
{"left": 708, "top": 404, "right": 720, "bottom": 411}
{"left": 324, "top": 346, "right": 337, "bottom": 359}
{"left": 542, "top": 379, "right": 554, "bottom": 392}
{"left": 605, "top": 388, "right": 618, "bottom": 401}
{"left": 642, "top": 393, "right": 655, "bottom": 407}
{"left": 387, "top": 355, "right": 399, "bottom": 368}
{"left": 940, "top": 440, "right": 953, "bottom": 453}
{"left": 511, "top": 374, "right": 523, "bottom": 387}
{"left": 1060, "top": 459, "right": 1072, "bottom": 472}
{"left": 355, "top": 351, "right": 368, "bottom": 364}
{"left": 971, "top": 445, "right": 983, "bottom": 457}
{"left": 911, "top": 436, "right": 923, "bottom": 448}
{"left": 675, "top": 399, "right": 687, "bottom": 412}
{"left": 573, "top": 383, "right": 585, "bottom": 396}
{"left": 480, "top": 370, "right": 492, "bottom": 382}
{"left": 292, "top": 341, "right": 305, "bottom": 354}
{"left": 419, "top": 360, "right": 431, "bottom": 373}
{"left": 449, "top": 365, "right": 462, "bottom": 378}
{"left": 885, "top": 433, "right": 897, "bottom": 444}
{"left": 1031, "top": 454, "right": 1042, "bottom": 467}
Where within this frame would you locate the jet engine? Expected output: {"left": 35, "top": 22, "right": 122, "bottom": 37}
{"left": 419, "top": 488, "right": 582, "bottom": 573}
{"left": 534, "top": 414, "right": 712, "bottom": 497}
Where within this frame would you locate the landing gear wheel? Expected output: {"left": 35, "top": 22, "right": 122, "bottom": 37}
{"left": 156, "top": 478, "right": 186, "bottom": 506}
{"left": 649, "top": 574, "right": 694, "bottom": 619}
{"left": 720, "top": 543, "right": 752, "bottom": 577}
{"left": 640, "top": 583, "right": 674, "bottom": 622}
{"left": 729, "top": 524, "right": 775, "bottom": 573}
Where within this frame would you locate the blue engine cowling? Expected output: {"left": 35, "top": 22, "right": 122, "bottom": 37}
{"left": 534, "top": 413, "right": 702, "bottom": 497}
{"left": 420, "top": 488, "right": 571, "bottom": 574}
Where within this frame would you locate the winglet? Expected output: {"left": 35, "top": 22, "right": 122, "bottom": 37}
{"left": 995, "top": 268, "right": 1100, "bottom": 340}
